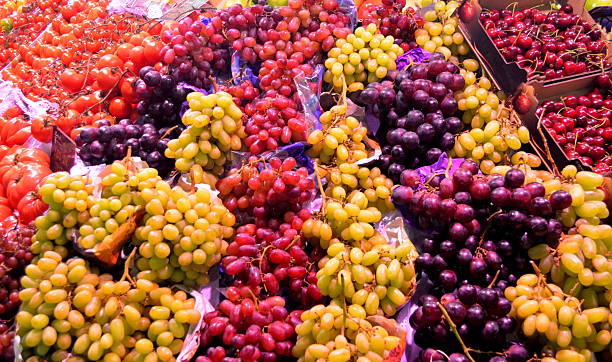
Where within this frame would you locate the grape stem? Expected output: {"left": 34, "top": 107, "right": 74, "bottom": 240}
{"left": 120, "top": 248, "right": 137, "bottom": 286}
{"left": 487, "top": 269, "right": 501, "bottom": 288}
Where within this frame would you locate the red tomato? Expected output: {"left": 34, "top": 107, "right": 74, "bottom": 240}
{"left": 108, "top": 97, "right": 131, "bottom": 118}
{"left": 31, "top": 117, "right": 54, "bottom": 143}
{"left": 97, "top": 66, "right": 123, "bottom": 91}
{"left": 17, "top": 192, "right": 48, "bottom": 224}
{"left": 5, "top": 162, "right": 51, "bottom": 208}
{"left": 96, "top": 54, "right": 123, "bottom": 69}
{"left": 6, "top": 126, "right": 31, "bottom": 146}
{"left": 60, "top": 68, "right": 85, "bottom": 92}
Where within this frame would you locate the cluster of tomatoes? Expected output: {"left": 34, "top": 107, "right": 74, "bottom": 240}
{"left": 0, "top": 0, "right": 169, "bottom": 229}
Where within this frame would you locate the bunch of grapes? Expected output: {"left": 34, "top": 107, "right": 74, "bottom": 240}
{"left": 555, "top": 167, "right": 609, "bottom": 227}
{"left": 207, "top": 4, "right": 262, "bottom": 64}
{"left": 357, "top": 53, "right": 464, "bottom": 181}
{"left": 410, "top": 290, "right": 529, "bottom": 362}
{"left": 504, "top": 273, "right": 608, "bottom": 361}
{"left": 454, "top": 59, "right": 503, "bottom": 128}
{"left": 307, "top": 104, "right": 369, "bottom": 164}
{"left": 132, "top": 178, "right": 235, "bottom": 287}
{"left": 160, "top": 13, "right": 229, "bottom": 89}
{"left": 32, "top": 172, "right": 94, "bottom": 257}
{"left": 134, "top": 67, "right": 192, "bottom": 129}
{"left": 453, "top": 116, "right": 532, "bottom": 174}
{"left": 362, "top": 4, "right": 423, "bottom": 52}
{"left": 316, "top": 240, "right": 416, "bottom": 316}
{"left": 216, "top": 156, "right": 316, "bottom": 225}
{"left": 165, "top": 91, "right": 246, "bottom": 174}
{"left": 224, "top": 80, "right": 261, "bottom": 109}
{"left": 415, "top": 0, "right": 469, "bottom": 58}
{"left": 293, "top": 301, "right": 403, "bottom": 361}
{"left": 221, "top": 221, "right": 325, "bottom": 306}
{"left": 529, "top": 223, "right": 612, "bottom": 301}
{"left": 76, "top": 119, "right": 180, "bottom": 175}
{"left": 243, "top": 91, "right": 310, "bottom": 154}
{"left": 17, "top": 252, "right": 201, "bottom": 362}
{"left": 323, "top": 23, "right": 404, "bottom": 92}
{"left": 195, "top": 296, "right": 302, "bottom": 362}
{"left": 0, "top": 223, "right": 34, "bottom": 360}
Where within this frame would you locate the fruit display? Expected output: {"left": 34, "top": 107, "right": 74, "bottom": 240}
{"left": 480, "top": 4, "right": 608, "bottom": 81}
{"left": 0, "top": 0, "right": 610, "bottom": 361}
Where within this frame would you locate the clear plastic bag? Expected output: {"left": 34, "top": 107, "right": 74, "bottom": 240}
{"left": 294, "top": 64, "right": 324, "bottom": 132}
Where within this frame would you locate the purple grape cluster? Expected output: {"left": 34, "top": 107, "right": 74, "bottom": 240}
{"left": 355, "top": 52, "right": 465, "bottom": 182}
{"left": 393, "top": 162, "right": 572, "bottom": 361}
{"left": 75, "top": 119, "right": 181, "bottom": 176}
{"left": 411, "top": 291, "right": 529, "bottom": 362}
{"left": 134, "top": 66, "right": 192, "bottom": 129}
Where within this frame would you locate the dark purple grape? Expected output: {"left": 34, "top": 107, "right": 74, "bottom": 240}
{"left": 457, "top": 248, "right": 473, "bottom": 265}
{"left": 440, "top": 96, "right": 458, "bottom": 115}
{"left": 439, "top": 270, "right": 457, "bottom": 289}
{"left": 401, "top": 131, "right": 420, "bottom": 150}
{"left": 89, "top": 141, "right": 104, "bottom": 158}
{"left": 469, "top": 257, "right": 487, "bottom": 278}
{"left": 529, "top": 197, "right": 553, "bottom": 216}
{"left": 452, "top": 168, "right": 473, "bottom": 190}
{"left": 484, "top": 251, "right": 502, "bottom": 270}
{"left": 491, "top": 187, "right": 511, "bottom": 207}
{"left": 510, "top": 188, "right": 532, "bottom": 208}
{"left": 477, "top": 288, "right": 499, "bottom": 308}
{"left": 482, "top": 320, "right": 500, "bottom": 340}
{"left": 416, "top": 123, "right": 435, "bottom": 144}
{"left": 466, "top": 304, "right": 486, "bottom": 326}
{"left": 497, "top": 316, "right": 515, "bottom": 333}
{"left": 457, "top": 284, "right": 477, "bottom": 305}
{"left": 524, "top": 182, "right": 545, "bottom": 198}
{"left": 506, "top": 344, "right": 529, "bottom": 362}
{"left": 446, "top": 302, "right": 466, "bottom": 323}
{"left": 550, "top": 190, "right": 572, "bottom": 210}
{"left": 125, "top": 125, "right": 142, "bottom": 139}
{"left": 504, "top": 169, "right": 525, "bottom": 188}
{"left": 97, "top": 126, "right": 112, "bottom": 143}
{"left": 448, "top": 353, "right": 469, "bottom": 362}
{"left": 80, "top": 127, "right": 98, "bottom": 142}
{"left": 454, "top": 191, "right": 472, "bottom": 204}
{"left": 446, "top": 116, "right": 462, "bottom": 133}
{"left": 449, "top": 222, "right": 469, "bottom": 243}
{"left": 492, "top": 298, "right": 512, "bottom": 317}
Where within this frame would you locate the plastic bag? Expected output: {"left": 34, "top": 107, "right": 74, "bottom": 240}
{"left": 228, "top": 142, "right": 316, "bottom": 174}
{"left": 294, "top": 64, "right": 325, "bottom": 132}
{"left": 338, "top": 0, "right": 358, "bottom": 29}
{"left": 230, "top": 51, "right": 259, "bottom": 87}
{"left": 395, "top": 48, "right": 431, "bottom": 71}
{"left": 176, "top": 284, "right": 218, "bottom": 361}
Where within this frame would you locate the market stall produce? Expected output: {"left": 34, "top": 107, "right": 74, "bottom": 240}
{"left": 0, "top": 0, "right": 610, "bottom": 361}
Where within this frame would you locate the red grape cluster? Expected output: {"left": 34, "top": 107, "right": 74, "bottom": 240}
{"left": 538, "top": 74, "right": 612, "bottom": 173}
{"left": 356, "top": 53, "right": 464, "bottom": 181}
{"left": 207, "top": 5, "right": 262, "bottom": 64}
{"left": 216, "top": 157, "right": 323, "bottom": 305}
{"left": 243, "top": 91, "right": 309, "bottom": 154}
{"left": 196, "top": 296, "right": 302, "bottom": 362}
{"left": 224, "top": 80, "right": 261, "bottom": 109}
{"left": 362, "top": 2, "right": 423, "bottom": 52}
{"left": 160, "top": 13, "right": 230, "bottom": 89}
{"left": 222, "top": 223, "right": 325, "bottom": 306}
{"left": 216, "top": 156, "right": 316, "bottom": 224}
{"left": 480, "top": 5, "right": 607, "bottom": 80}
{"left": 0, "top": 223, "right": 34, "bottom": 360}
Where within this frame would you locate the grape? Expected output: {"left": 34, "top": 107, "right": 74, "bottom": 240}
{"left": 17, "top": 252, "right": 200, "bottom": 361}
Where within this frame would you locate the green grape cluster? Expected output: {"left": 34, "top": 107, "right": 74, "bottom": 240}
{"left": 132, "top": 180, "right": 235, "bottom": 287}
{"left": 416, "top": 1, "right": 467, "bottom": 58}
{"left": 293, "top": 301, "right": 402, "bottom": 362}
{"left": 504, "top": 274, "right": 610, "bottom": 359}
{"left": 165, "top": 91, "right": 246, "bottom": 174}
{"left": 307, "top": 104, "right": 369, "bottom": 164}
{"left": 556, "top": 168, "right": 610, "bottom": 227}
{"left": 453, "top": 117, "right": 531, "bottom": 174}
{"left": 33, "top": 162, "right": 162, "bottom": 256}
{"left": 33, "top": 172, "right": 92, "bottom": 257}
{"left": 323, "top": 23, "right": 403, "bottom": 92}
{"left": 17, "top": 251, "right": 201, "bottom": 362}
{"left": 529, "top": 224, "right": 612, "bottom": 300}
{"left": 316, "top": 241, "right": 416, "bottom": 316}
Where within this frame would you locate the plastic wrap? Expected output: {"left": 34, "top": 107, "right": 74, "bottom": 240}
{"left": 230, "top": 51, "right": 259, "bottom": 87}
{"left": 295, "top": 64, "right": 325, "bottom": 132}
{"left": 229, "top": 141, "right": 316, "bottom": 173}
{"left": 395, "top": 48, "right": 431, "bottom": 71}
{"left": 338, "top": 0, "right": 358, "bottom": 29}
{"left": 176, "top": 284, "right": 218, "bottom": 362}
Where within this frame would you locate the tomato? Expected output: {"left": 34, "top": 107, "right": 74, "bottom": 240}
{"left": 120, "top": 76, "right": 137, "bottom": 103}
{"left": 97, "top": 66, "right": 123, "bottom": 91}
{"left": 96, "top": 54, "right": 123, "bottom": 68}
{"left": 31, "top": 117, "right": 54, "bottom": 143}
{"left": 0, "top": 204, "right": 12, "bottom": 222}
{"left": 6, "top": 126, "right": 31, "bottom": 146}
{"left": 5, "top": 162, "right": 51, "bottom": 208}
{"left": 17, "top": 192, "right": 48, "bottom": 224}
{"left": 60, "top": 68, "right": 85, "bottom": 92}
{"left": 115, "top": 43, "right": 134, "bottom": 62}
{"left": 142, "top": 36, "right": 162, "bottom": 63}
{"left": 108, "top": 97, "right": 131, "bottom": 118}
